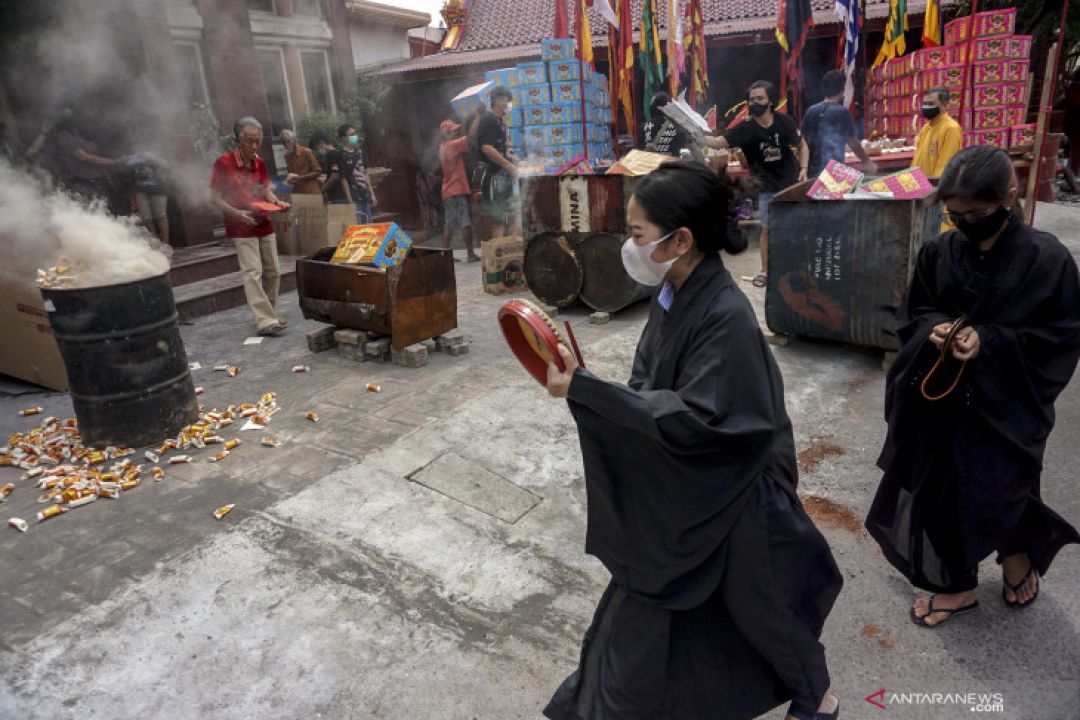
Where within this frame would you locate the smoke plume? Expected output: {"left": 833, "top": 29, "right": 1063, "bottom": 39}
{"left": 0, "top": 161, "right": 170, "bottom": 289}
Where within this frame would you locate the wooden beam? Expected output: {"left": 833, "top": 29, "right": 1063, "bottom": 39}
{"left": 1024, "top": 42, "right": 1057, "bottom": 224}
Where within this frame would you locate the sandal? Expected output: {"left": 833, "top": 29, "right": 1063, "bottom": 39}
{"left": 787, "top": 697, "right": 839, "bottom": 720}
{"left": 752, "top": 273, "right": 767, "bottom": 288}
{"left": 910, "top": 594, "right": 980, "bottom": 628}
{"left": 1003, "top": 564, "right": 1039, "bottom": 609}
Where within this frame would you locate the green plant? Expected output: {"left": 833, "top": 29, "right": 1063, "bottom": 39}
{"left": 189, "top": 103, "right": 231, "bottom": 164}
{"left": 294, "top": 108, "right": 356, "bottom": 147}
{"left": 343, "top": 75, "right": 390, "bottom": 145}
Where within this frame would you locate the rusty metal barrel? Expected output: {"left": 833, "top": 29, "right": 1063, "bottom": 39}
{"left": 577, "top": 232, "right": 650, "bottom": 312}
{"left": 523, "top": 232, "right": 583, "bottom": 308}
{"left": 40, "top": 272, "right": 198, "bottom": 448}
{"left": 765, "top": 182, "right": 940, "bottom": 350}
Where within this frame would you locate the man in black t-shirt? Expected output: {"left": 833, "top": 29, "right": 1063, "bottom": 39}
{"left": 473, "top": 85, "right": 519, "bottom": 239}
{"left": 703, "top": 80, "right": 808, "bottom": 288}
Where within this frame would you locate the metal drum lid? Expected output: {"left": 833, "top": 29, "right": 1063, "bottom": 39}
{"left": 523, "top": 232, "right": 583, "bottom": 308}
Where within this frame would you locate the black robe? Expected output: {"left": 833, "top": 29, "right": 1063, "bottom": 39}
{"left": 866, "top": 217, "right": 1080, "bottom": 593}
{"left": 544, "top": 254, "right": 843, "bottom": 720}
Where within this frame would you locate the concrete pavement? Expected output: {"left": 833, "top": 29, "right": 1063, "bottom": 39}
{"left": 1, "top": 203, "right": 1078, "bottom": 720}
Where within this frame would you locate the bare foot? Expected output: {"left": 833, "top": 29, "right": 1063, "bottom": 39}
{"left": 912, "top": 590, "right": 978, "bottom": 627}
{"left": 1002, "top": 553, "right": 1038, "bottom": 605}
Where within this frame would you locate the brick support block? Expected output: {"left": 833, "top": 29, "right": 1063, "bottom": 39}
{"left": 339, "top": 344, "right": 366, "bottom": 362}
{"left": 435, "top": 329, "right": 467, "bottom": 351}
{"left": 364, "top": 338, "right": 391, "bottom": 362}
{"left": 334, "top": 329, "right": 369, "bottom": 346}
{"left": 306, "top": 326, "right": 338, "bottom": 353}
{"left": 589, "top": 311, "right": 611, "bottom": 325}
{"left": 391, "top": 343, "right": 429, "bottom": 368}
{"left": 445, "top": 344, "right": 470, "bottom": 357}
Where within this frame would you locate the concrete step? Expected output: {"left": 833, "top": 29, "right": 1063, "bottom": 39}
{"left": 173, "top": 257, "right": 298, "bottom": 321}
{"left": 169, "top": 243, "right": 239, "bottom": 287}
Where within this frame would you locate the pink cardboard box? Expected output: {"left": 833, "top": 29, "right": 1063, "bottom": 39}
{"left": 912, "top": 47, "right": 953, "bottom": 70}
{"left": 973, "top": 60, "right": 1006, "bottom": 84}
{"left": 972, "top": 83, "right": 1007, "bottom": 107}
{"left": 974, "top": 8, "right": 1016, "bottom": 37}
{"left": 808, "top": 160, "right": 865, "bottom": 200}
{"left": 917, "top": 64, "right": 965, "bottom": 92}
{"left": 858, "top": 168, "right": 934, "bottom": 199}
{"left": 1006, "top": 105, "right": 1026, "bottom": 125}
{"left": 1010, "top": 124, "right": 1036, "bottom": 147}
{"left": 1004, "top": 60, "right": 1029, "bottom": 82}
{"left": 973, "top": 106, "right": 1007, "bottom": 129}
{"left": 945, "top": 17, "right": 971, "bottom": 45}
{"left": 1004, "top": 35, "right": 1032, "bottom": 59}
{"left": 964, "top": 127, "right": 1009, "bottom": 148}
{"left": 1003, "top": 82, "right": 1027, "bottom": 105}
{"left": 973, "top": 34, "right": 1032, "bottom": 61}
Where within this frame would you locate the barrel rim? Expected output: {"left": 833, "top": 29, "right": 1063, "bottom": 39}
{"left": 38, "top": 269, "right": 171, "bottom": 295}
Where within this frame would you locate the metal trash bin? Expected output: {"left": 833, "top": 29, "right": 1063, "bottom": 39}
{"left": 765, "top": 181, "right": 940, "bottom": 351}
{"left": 41, "top": 272, "right": 199, "bottom": 448}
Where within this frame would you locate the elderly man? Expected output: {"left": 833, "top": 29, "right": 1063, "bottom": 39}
{"left": 280, "top": 129, "right": 322, "bottom": 196}
{"left": 210, "top": 116, "right": 290, "bottom": 336}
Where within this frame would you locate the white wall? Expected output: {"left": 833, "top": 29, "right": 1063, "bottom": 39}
{"left": 350, "top": 22, "right": 411, "bottom": 70}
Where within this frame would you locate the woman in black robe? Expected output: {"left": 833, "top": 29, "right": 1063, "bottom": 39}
{"left": 542, "top": 162, "right": 843, "bottom": 720}
{"left": 866, "top": 146, "right": 1080, "bottom": 627}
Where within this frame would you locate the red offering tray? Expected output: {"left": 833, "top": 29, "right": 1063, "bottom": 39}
{"left": 498, "top": 298, "right": 584, "bottom": 386}
{"left": 251, "top": 201, "right": 285, "bottom": 212}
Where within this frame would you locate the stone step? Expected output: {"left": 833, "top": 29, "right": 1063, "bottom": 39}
{"left": 173, "top": 257, "right": 298, "bottom": 321}
{"left": 169, "top": 242, "right": 239, "bottom": 287}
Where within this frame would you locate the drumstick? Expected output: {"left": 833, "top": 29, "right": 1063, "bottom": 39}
{"left": 564, "top": 321, "right": 586, "bottom": 369}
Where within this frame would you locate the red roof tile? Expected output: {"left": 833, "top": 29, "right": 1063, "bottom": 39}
{"left": 382, "top": 0, "right": 929, "bottom": 75}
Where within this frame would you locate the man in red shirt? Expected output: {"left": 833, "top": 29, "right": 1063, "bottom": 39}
{"left": 210, "top": 117, "right": 290, "bottom": 336}
{"left": 438, "top": 118, "right": 479, "bottom": 262}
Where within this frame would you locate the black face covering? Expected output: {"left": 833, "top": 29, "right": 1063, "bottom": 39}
{"left": 956, "top": 206, "right": 1009, "bottom": 243}
{"left": 921, "top": 106, "right": 941, "bottom": 120}
{"left": 748, "top": 102, "right": 769, "bottom": 118}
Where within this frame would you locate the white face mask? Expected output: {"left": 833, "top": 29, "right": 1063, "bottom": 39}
{"left": 505, "top": 102, "right": 514, "bottom": 112}
{"left": 621, "top": 230, "right": 677, "bottom": 286}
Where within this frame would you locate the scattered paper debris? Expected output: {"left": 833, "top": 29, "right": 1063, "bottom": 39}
{"left": 227, "top": 367, "right": 240, "bottom": 377}
{"left": 208, "top": 450, "right": 230, "bottom": 463}
{"left": 36, "top": 505, "right": 66, "bottom": 522}
{"left": 168, "top": 455, "right": 192, "bottom": 465}
{"left": 243, "top": 337, "right": 264, "bottom": 346}
{"left": 367, "top": 384, "right": 381, "bottom": 393}
{"left": 190, "top": 362, "right": 202, "bottom": 371}
{"left": 19, "top": 407, "right": 43, "bottom": 417}
{"left": 213, "top": 504, "right": 235, "bottom": 520}
{"left": 305, "top": 412, "right": 319, "bottom": 423}
{"left": 291, "top": 365, "right": 310, "bottom": 373}
{"left": 8, "top": 518, "right": 28, "bottom": 532}
{"left": 195, "top": 387, "right": 205, "bottom": 395}
{"left": 0, "top": 483, "right": 12, "bottom": 502}
{"left": 261, "top": 437, "right": 282, "bottom": 448}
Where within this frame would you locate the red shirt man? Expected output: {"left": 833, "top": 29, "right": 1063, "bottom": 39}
{"left": 210, "top": 148, "right": 274, "bottom": 238}
{"left": 438, "top": 118, "right": 479, "bottom": 262}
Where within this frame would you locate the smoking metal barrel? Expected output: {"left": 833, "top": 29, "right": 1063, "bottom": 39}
{"left": 764, "top": 181, "right": 941, "bottom": 350}
{"left": 577, "top": 232, "right": 650, "bottom": 312}
{"left": 40, "top": 272, "right": 199, "bottom": 448}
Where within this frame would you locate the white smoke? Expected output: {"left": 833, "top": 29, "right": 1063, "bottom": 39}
{"left": 0, "top": 160, "right": 170, "bottom": 289}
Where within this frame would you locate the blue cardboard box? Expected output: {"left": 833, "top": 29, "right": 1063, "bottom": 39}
{"left": 523, "top": 125, "right": 547, "bottom": 146}
{"left": 503, "top": 107, "right": 523, "bottom": 128}
{"left": 450, "top": 81, "right": 493, "bottom": 118}
{"left": 541, "top": 38, "right": 575, "bottom": 61}
{"left": 519, "top": 83, "right": 553, "bottom": 106}
{"left": 544, "top": 123, "right": 584, "bottom": 145}
{"left": 544, "top": 101, "right": 582, "bottom": 125}
{"left": 541, "top": 143, "right": 586, "bottom": 168}
{"left": 484, "top": 68, "right": 519, "bottom": 88}
{"left": 516, "top": 61, "right": 548, "bottom": 86}
{"left": 550, "top": 82, "right": 582, "bottom": 103}
{"left": 522, "top": 104, "right": 548, "bottom": 126}
{"left": 548, "top": 59, "right": 581, "bottom": 82}
{"left": 508, "top": 127, "right": 524, "bottom": 149}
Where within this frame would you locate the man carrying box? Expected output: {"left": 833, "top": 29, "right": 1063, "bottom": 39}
{"left": 913, "top": 87, "right": 963, "bottom": 178}
{"left": 438, "top": 118, "right": 480, "bottom": 262}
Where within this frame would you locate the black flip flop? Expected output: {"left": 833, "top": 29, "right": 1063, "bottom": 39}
{"left": 910, "top": 595, "right": 980, "bottom": 628}
{"left": 1003, "top": 565, "right": 1040, "bottom": 609}
{"left": 787, "top": 699, "right": 840, "bottom": 720}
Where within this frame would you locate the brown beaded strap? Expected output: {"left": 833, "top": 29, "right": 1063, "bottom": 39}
{"left": 919, "top": 316, "right": 970, "bottom": 402}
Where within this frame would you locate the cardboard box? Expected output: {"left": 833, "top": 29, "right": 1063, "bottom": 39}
{"left": 520, "top": 83, "right": 553, "bottom": 106}
{"left": 0, "top": 277, "right": 69, "bottom": 391}
{"left": 1010, "top": 124, "right": 1036, "bottom": 147}
{"left": 964, "top": 127, "right": 1010, "bottom": 148}
{"left": 541, "top": 39, "right": 574, "bottom": 61}
{"left": 482, "top": 236, "right": 526, "bottom": 295}
{"left": 483, "top": 68, "right": 519, "bottom": 88}
{"left": 973, "top": 105, "right": 1008, "bottom": 129}
{"left": 516, "top": 61, "right": 548, "bottom": 86}
{"left": 548, "top": 59, "right": 582, "bottom": 82}
{"left": 450, "top": 81, "right": 494, "bottom": 118}
{"left": 808, "top": 160, "right": 865, "bottom": 200}
{"left": 550, "top": 81, "right": 582, "bottom": 103}
{"left": 544, "top": 101, "right": 582, "bottom": 125}
{"left": 331, "top": 223, "right": 413, "bottom": 268}
{"left": 944, "top": 17, "right": 971, "bottom": 45}
{"left": 974, "top": 7, "right": 1016, "bottom": 37}
{"left": 291, "top": 194, "right": 357, "bottom": 255}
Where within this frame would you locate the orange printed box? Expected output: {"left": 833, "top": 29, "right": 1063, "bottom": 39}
{"left": 330, "top": 222, "right": 413, "bottom": 268}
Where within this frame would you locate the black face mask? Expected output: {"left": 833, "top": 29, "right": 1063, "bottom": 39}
{"left": 748, "top": 102, "right": 770, "bottom": 118}
{"left": 921, "top": 106, "right": 941, "bottom": 120}
{"left": 956, "top": 206, "right": 1009, "bottom": 243}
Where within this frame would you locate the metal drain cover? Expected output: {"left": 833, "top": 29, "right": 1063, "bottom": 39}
{"left": 407, "top": 452, "right": 541, "bottom": 524}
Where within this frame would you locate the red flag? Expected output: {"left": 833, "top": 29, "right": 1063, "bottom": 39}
{"left": 554, "top": 0, "right": 569, "bottom": 39}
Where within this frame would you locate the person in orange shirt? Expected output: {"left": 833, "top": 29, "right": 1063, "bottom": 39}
{"left": 912, "top": 87, "right": 963, "bottom": 178}
{"left": 438, "top": 118, "right": 479, "bottom": 262}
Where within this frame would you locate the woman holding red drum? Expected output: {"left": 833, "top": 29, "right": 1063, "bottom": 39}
{"left": 542, "top": 161, "right": 843, "bottom": 720}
